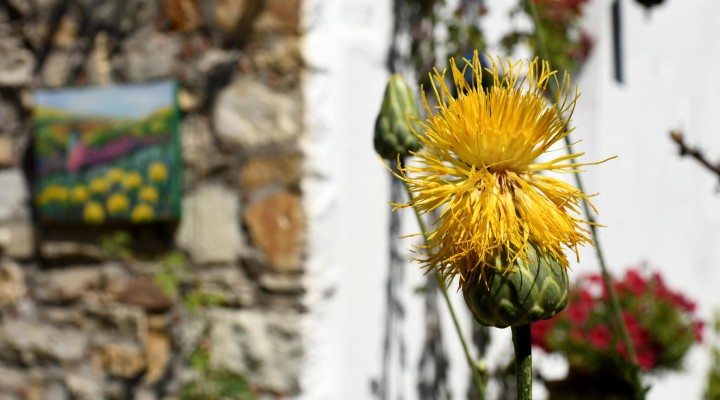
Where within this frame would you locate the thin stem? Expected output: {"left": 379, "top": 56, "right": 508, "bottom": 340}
{"left": 526, "top": 0, "right": 645, "bottom": 398}
{"left": 511, "top": 324, "right": 532, "bottom": 400}
{"left": 399, "top": 165, "right": 486, "bottom": 399}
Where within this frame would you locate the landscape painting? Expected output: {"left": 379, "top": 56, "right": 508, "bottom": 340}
{"left": 33, "top": 80, "right": 181, "bottom": 224}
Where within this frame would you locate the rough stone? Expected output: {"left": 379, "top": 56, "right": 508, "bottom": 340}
{"left": 259, "top": 273, "right": 304, "bottom": 295}
{"left": 176, "top": 184, "right": 244, "bottom": 264}
{"left": 0, "top": 169, "right": 29, "bottom": 221}
{"left": 245, "top": 191, "right": 304, "bottom": 272}
{"left": 0, "top": 136, "right": 15, "bottom": 168}
{"left": 1, "top": 219, "right": 34, "bottom": 259}
{"left": 197, "top": 266, "right": 255, "bottom": 307}
{"left": 213, "top": 0, "right": 263, "bottom": 38}
{"left": 181, "top": 115, "right": 223, "bottom": 175}
{"left": 240, "top": 151, "right": 302, "bottom": 190}
{"left": 0, "top": 364, "right": 26, "bottom": 395}
{"left": 0, "top": 36, "right": 34, "bottom": 87}
{"left": 250, "top": 36, "right": 303, "bottom": 89}
{"left": 143, "top": 330, "right": 171, "bottom": 384}
{"left": 43, "top": 380, "right": 69, "bottom": 400}
{"left": 213, "top": 76, "right": 302, "bottom": 149}
{"left": 119, "top": 277, "right": 173, "bottom": 312}
{"left": 0, "top": 320, "right": 88, "bottom": 364}
{"left": 42, "top": 306, "right": 84, "bottom": 327}
{"left": 100, "top": 262, "right": 131, "bottom": 299}
{"left": 35, "top": 266, "right": 102, "bottom": 303}
{"left": 123, "top": 27, "right": 180, "bottom": 81}
{"left": 41, "top": 50, "right": 77, "bottom": 88}
{"left": 0, "top": 260, "right": 26, "bottom": 308}
{"left": 0, "top": 98, "right": 20, "bottom": 136}
{"left": 39, "top": 241, "right": 104, "bottom": 262}
{"left": 98, "top": 342, "right": 146, "bottom": 378}
{"left": 134, "top": 386, "right": 158, "bottom": 400}
{"left": 254, "top": 0, "right": 300, "bottom": 35}
{"left": 208, "top": 309, "right": 302, "bottom": 393}
{"left": 83, "top": 302, "right": 147, "bottom": 339}
{"left": 65, "top": 366, "right": 104, "bottom": 400}
{"left": 164, "top": 0, "right": 203, "bottom": 32}
{"left": 197, "top": 48, "right": 239, "bottom": 75}
{"left": 53, "top": 14, "right": 79, "bottom": 49}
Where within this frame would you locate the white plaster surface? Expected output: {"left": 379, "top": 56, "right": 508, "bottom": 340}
{"left": 302, "top": 0, "right": 720, "bottom": 399}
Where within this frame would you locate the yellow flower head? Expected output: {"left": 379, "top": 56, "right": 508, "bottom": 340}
{"left": 71, "top": 185, "right": 89, "bottom": 203}
{"left": 138, "top": 185, "right": 159, "bottom": 203}
{"left": 122, "top": 172, "right": 143, "bottom": 190}
{"left": 83, "top": 201, "right": 105, "bottom": 224}
{"left": 106, "top": 168, "right": 124, "bottom": 184}
{"left": 395, "top": 52, "right": 609, "bottom": 289}
{"left": 106, "top": 193, "right": 130, "bottom": 215}
{"left": 131, "top": 203, "right": 154, "bottom": 223}
{"left": 90, "top": 177, "right": 109, "bottom": 194}
{"left": 148, "top": 162, "right": 168, "bottom": 182}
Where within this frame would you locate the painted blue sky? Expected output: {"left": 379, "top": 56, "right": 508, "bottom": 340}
{"left": 35, "top": 81, "right": 175, "bottom": 120}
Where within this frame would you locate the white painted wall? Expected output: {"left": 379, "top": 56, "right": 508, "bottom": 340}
{"left": 302, "top": 0, "right": 720, "bottom": 399}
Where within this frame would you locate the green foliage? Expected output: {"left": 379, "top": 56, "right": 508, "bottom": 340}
{"left": 180, "top": 369, "right": 256, "bottom": 400}
{"left": 100, "top": 230, "right": 134, "bottom": 261}
{"left": 97, "top": 232, "right": 247, "bottom": 398}
{"left": 152, "top": 250, "right": 226, "bottom": 311}
{"left": 184, "top": 290, "right": 225, "bottom": 313}
{"left": 153, "top": 250, "right": 186, "bottom": 300}
{"left": 502, "top": 0, "right": 593, "bottom": 75}
{"left": 705, "top": 311, "right": 720, "bottom": 400}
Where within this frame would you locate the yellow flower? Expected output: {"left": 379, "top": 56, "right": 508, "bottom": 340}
{"left": 71, "top": 185, "right": 89, "bottom": 203}
{"left": 138, "top": 186, "right": 159, "bottom": 203}
{"left": 148, "top": 162, "right": 168, "bottom": 182}
{"left": 131, "top": 203, "right": 154, "bottom": 222}
{"left": 122, "top": 172, "right": 142, "bottom": 190}
{"left": 83, "top": 201, "right": 105, "bottom": 224}
{"left": 106, "top": 193, "right": 129, "bottom": 215}
{"left": 90, "top": 177, "right": 109, "bottom": 194}
{"left": 394, "top": 52, "right": 610, "bottom": 289}
{"left": 106, "top": 168, "right": 124, "bottom": 184}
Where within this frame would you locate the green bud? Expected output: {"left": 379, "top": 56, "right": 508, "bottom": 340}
{"left": 462, "top": 242, "right": 569, "bottom": 328}
{"left": 373, "top": 74, "right": 422, "bottom": 160}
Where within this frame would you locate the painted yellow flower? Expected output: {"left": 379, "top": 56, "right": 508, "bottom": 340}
{"left": 106, "top": 193, "right": 130, "bottom": 215}
{"left": 138, "top": 186, "right": 159, "bottom": 203}
{"left": 71, "top": 185, "right": 89, "bottom": 203}
{"left": 394, "top": 52, "right": 610, "bottom": 289}
{"left": 37, "top": 185, "right": 69, "bottom": 204}
{"left": 90, "top": 177, "right": 109, "bottom": 194}
{"left": 148, "top": 162, "right": 168, "bottom": 182}
{"left": 130, "top": 203, "right": 154, "bottom": 222}
{"left": 83, "top": 201, "right": 105, "bottom": 224}
{"left": 106, "top": 168, "right": 124, "bottom": 184}
{"left": 122, "top": 172, "right": 143, "bottom": 190}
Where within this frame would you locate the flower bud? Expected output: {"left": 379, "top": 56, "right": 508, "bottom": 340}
{"left": 463, "top": 242, "right": 568, "bottom": 328}
{"left": 373, "top": 74, "right": 422, "bottom": 160}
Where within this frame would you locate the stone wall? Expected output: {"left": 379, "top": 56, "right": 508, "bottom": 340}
{"left": 0, "top": 0, "right": 306, "bottom": 399}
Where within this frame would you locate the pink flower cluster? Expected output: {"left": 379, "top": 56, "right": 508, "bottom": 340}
{"left": 533, "top": 0, "right": 589, "bottom": 22}
{"left": 532, "top": 268, "right": 704, "bottom": 373}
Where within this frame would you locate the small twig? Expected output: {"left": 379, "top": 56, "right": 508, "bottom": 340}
{"left": 670, "top": 130, "right": 720, "bottom": 181}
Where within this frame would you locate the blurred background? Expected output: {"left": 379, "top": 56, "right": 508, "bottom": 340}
{"left": 0, "top": 0, "right": 718, "bottom": 399}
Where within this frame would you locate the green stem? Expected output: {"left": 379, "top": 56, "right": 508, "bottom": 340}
{"left": 399, "top": 165, "right": 486, "bottom": 399}
{"left": 526, "top": 1, "right": 645, "bottom": 398}
{"left": 511, "top": 324, "right": 532, "bottom": 400}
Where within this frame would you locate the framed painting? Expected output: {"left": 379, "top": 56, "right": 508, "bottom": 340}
{"left": 33, "top": 80, "right": 182, "bottom": 224}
